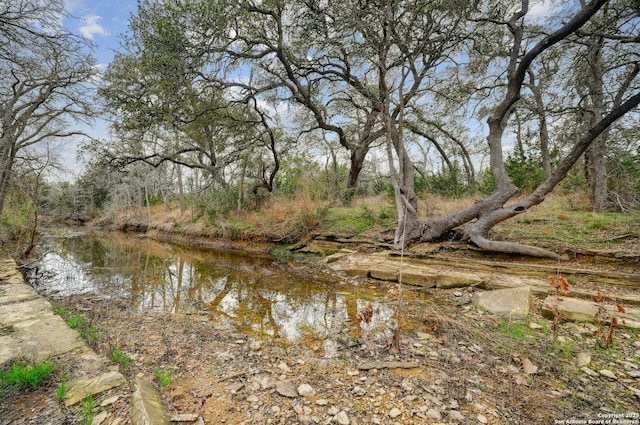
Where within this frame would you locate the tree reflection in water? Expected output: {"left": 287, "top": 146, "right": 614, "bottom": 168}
{"left": 35, "top": 232, "right": 422, "bottom": 353}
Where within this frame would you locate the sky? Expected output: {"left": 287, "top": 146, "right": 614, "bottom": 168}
{"left": 64, "top": 0, "right": 135, "bottom": 64}
{"left": 49, "top": 0, "right": 137, "bottom": 180}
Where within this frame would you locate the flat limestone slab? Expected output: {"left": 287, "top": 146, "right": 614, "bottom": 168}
{"left": 541, "top": 295, "right": 600, "bottom": 322}
{"left": 474, "top": 286, "right": 532, "bottom": 318}
{"left": 0, "top": 283, "right": 41, "bottom": 304}
{"left": 330, "top": 252, "right": 485, "bottom": 288}
{"left": 130, "top": 379, "right": 171, "bottom": 425}
{"left": 541, "top": 295, "right": 640, "bottom": 329}
{"left": 65, "top": 371, "right": 127, "bottom": 406}
{"left": 0, "top": 295, "right": 86, "bottom": 364}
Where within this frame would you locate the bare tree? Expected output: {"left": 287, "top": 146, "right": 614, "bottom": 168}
{"left": 0, "top": 0, "right": 95, "bottom": 214}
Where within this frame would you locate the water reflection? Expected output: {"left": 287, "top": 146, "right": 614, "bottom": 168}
{"left": 34, "top": 232, "right": 398, "bottom": 349}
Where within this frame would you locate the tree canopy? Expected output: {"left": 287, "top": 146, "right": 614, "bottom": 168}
{"left": 84, "top": 0, "right": 640, "bottom": 259}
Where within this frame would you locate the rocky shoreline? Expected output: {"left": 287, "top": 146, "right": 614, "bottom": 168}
{"left": 2, "top": 234, "right": 640, "bottom": 425}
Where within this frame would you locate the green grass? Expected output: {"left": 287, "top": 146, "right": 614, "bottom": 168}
{"left": 493, "top": 203, "right": 640, "bottom": 249}
{"left": 498, "top": 319, "right": 536, "bottom": 341}
{"left": 153, "top": 368, "right": 172, "bottom": 387}
{"left": 321, "top": 205, "right": 394, "bottom": 235}
{"left": 270, "top": 243, "right": 295, "bottom": 257}
{"left": 0, "top": 361, "right": 53, "bottom": 390}
{"left": 54, "top": 306, "right": 100, "bottom": 342}
{"left": 75, "top": 394, "right": 95, "bottom": 425}
{"left": 56, "top": 380, "right": 67, "bottom": 402}
{"left": 110, "top": 346, "right": 132, "bottom": 371}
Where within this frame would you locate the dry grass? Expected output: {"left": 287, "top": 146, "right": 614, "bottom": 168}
{"left": 93, "top": 191, "right": 638, "bottom": 252}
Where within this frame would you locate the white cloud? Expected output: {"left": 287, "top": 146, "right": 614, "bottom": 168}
{"left": 527, "top": 0, "right": 561, "bottom": 20}
{"left": 79, "top": 15, "right": 109, "bottom": 39}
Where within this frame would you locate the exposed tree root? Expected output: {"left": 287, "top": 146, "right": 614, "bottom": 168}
{"left": 467, "top": 233, "right": 569, "bottom": 261}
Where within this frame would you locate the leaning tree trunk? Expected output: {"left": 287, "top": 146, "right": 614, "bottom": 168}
{"left": 412, "top": 0, "right": 613, "bottom": 260}
{"left": 465, "top": 92, "right": 640, "bottom": 260}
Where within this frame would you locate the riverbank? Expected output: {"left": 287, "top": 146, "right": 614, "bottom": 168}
{"left": 48, "top": 250, "right": 640, "bottom": 425}
{"left": 2, "top": 224, "right": 640, "bottom": 424}
{"left": 0, "top": 258, "right": 128, "bottom": 424}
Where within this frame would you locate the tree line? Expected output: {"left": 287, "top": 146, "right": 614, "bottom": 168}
{"left": 1, "top": 0, "right": 639, "bottom": 259}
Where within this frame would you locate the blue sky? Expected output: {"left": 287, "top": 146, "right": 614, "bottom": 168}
{"left": 50, "top": 0, "right": 137, "bottom": 179}
{"left": 65, "top": 0, "right": 136, "bottom": 64}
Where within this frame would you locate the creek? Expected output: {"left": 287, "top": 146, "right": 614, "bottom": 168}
{"left": 32, "top": 231, "right": 432, "bottom": 354}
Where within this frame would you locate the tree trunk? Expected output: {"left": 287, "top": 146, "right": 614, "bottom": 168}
{"left": 238, "top": 153, "right": 249, "bottom": 213}
{"left": 346, "top": 146, "right": 367, "bottom": 190}
{"left": 585, "top": 36, "right": 608, "bottom": 211}
{"left": 411, "top": 0, "right": 613, "bottom": 260}
{"left": 527, "top": 68, "right": 552, "bottom": 178}
{"left": 176, "top": 163, "right": 185, "bottom": 216}
{"left": 324, "top": 147, "right": 339, "bottom": 204}
{"left": 0, "top": 142, "right": 17, "bottom": 215}
{"left": 144, "top": 180, "right": 152, "bottom": 225}
{"left": 588, "top": 136, "right": 608, "bottom": 211}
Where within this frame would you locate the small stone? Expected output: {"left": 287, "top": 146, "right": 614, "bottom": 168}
{"left": 316, "top": 399, "right": 329, "bottom": 406}
{"left": 599, "top": 369, "right": 617, "bottom": 380}
{"left": 477, "top": 414, "right": 488, "bottom": 424}
{"left": 335, "top": 410, "right": 350, "bottom": 425}
{"left": 576, "top": 352, "right": 591, "bottom": 367}
{"left": 298, "top": 414, "right": 312, "bottom": 423}
{"left": 278, "top": 362, "right": 292, "bottom": 373}
{"left": 228, "top": 383, "right": 245, "bottom": 393}
{"left": 416, "top": 332, "right": 433, "bottom": 340}
{"left": 581, "top": 367, "right": 598, "bottom": 377}
{"left": 529, "top": 322, "right": 543, "bottom": 329}
{"left": 626, "top": 370, "right": 640, "bottom": 378}
{"left": 247, "top": 395, "right": 260, "bottom": 403}
{"left": 352, "top": 386, "right": 367, "bottom": 396}
{"left": 92, "top": 411, "right": 108, "bottom": 425}
{"left": 328, "top": 406, "right": 340, "bottom": 416}
{"left": 523, "top": 358, "right": 538, "bottom": 375}
{"left": 276, "top": 380, "right": 298, "bottom": 398}
{"left": 449, "top": 410, "right": 466, "bottom": 422}
{"left": 260, "top": 376, "right": 277, "bottom": 389}
{"left": 298, "top": 384, "right": 316, "bottom": 397}
{"left": 401, "top": 379, "right": 414, "bottom": 392}
{"left": 99, "top": 395, "right": 120, "bottom": 407}
{"left": 426, "top": 408, "right": 442, "bottom": 420}
{"left": 388, "top": 408, "right": 402, "bottom": 419}
{"left": 171, "top": 413, "right": 200, "bottom": 422}
{"left": 249, "top": 341, "right": 262, "bottom": 351}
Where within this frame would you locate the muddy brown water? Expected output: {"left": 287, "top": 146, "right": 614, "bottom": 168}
{"left": 32, "top": 231, "right": 432, "bottom": 354}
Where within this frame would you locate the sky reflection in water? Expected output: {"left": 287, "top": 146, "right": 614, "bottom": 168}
{"left": 35, "top": 232, "right": 400, "bottom": 351}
